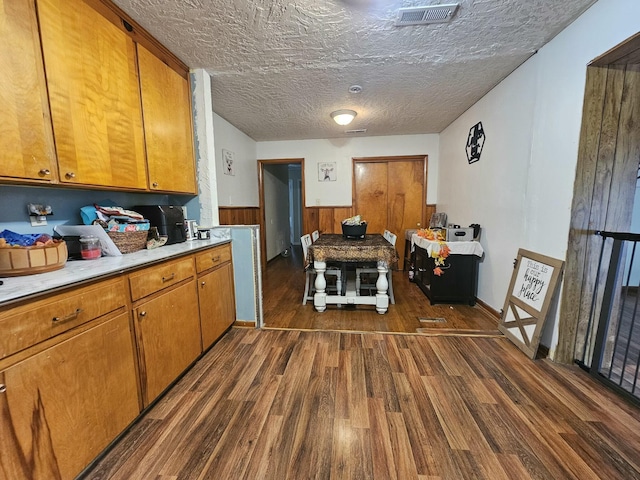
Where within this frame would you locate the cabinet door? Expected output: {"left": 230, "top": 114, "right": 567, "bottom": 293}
{"left": 134, "top": 281, "right": 201, "bottom": 405}
{"left": 0, "top": 313, "right": 139, "bottom": 480}
{"left": 0, "top": 0, "right": 57, "bottom": 183}
{"left": 36, "top": 0, "right": 147, "bottom": 189}
{"left": 138, "top": 44, "right": 197, "bottom": 194}
{"left": 199, "top": 262, "right": 236, "bottom": 351}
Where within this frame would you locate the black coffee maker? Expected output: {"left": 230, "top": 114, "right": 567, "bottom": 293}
{"left": 133, "top": 205, "right": 186, "bottom": 245}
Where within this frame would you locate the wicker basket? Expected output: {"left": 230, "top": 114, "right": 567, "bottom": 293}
{"left": 107, "top": 230, "right": 148, "bottom": 254}
{"left": 0, "top": 241, "right": 67, "bottom": 276}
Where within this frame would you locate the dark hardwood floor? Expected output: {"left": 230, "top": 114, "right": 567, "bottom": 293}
{"left": 80, "top": 246, "right": 640, "bottom": 479}
{"left": 262, "top": 246, "right": 500, "bottom": 335}
{"left": 83, "top": 327, "right": 640, "bottom": 479}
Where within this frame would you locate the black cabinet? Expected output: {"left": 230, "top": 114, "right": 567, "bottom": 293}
{"left": 413, "top": 245, "right": 478, "bottom": 305}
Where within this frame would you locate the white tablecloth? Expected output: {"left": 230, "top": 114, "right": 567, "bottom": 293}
{"left": 411, "top": 234, "right": 484, "bottom": 257}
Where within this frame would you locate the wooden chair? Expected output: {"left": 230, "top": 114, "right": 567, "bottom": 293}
{"left": 301, "top": 234, "right": 342, "bottom": 305}
{"left": 355, "top": 231, "right": 396, "bottom": 304}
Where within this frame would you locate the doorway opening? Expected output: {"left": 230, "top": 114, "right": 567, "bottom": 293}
{"left": 258, "top": 159, "right": 304, "bottom": 270}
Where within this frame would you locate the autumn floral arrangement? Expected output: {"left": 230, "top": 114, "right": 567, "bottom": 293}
{"left": 416, "top": 228, "right": 451, "bottom": 276}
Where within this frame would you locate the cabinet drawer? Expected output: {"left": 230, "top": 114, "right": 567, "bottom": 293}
{"left": 195, "top": 244, "right": 232, "bottom": 274}
{"left": 129, "top": 256, "right": 195, "bottom": 301}
{"left": 0, "top": 277, "right": 127, "bottom": 360}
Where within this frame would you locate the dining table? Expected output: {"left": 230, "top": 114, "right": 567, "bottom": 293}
{"left": 308, "top": 234, "right": 398, "bottom": 314}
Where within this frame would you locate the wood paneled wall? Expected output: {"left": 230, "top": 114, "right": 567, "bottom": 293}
{"left": 220, "top": 205, "right": 437, "bottom": 234}
{"left": 302, "top": 204, "right": 436, "bottom": 235}
{"left": 218, "top": 207, "right": 260, "bottom": 226}
{"left": 303, "top": 206, "right": 354, "bottom": 234}
{"left": 556, "top": 59, "right": 640, "bottom": 364}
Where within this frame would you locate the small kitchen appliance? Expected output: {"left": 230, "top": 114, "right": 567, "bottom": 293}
{"left": 444, "top": 227, "right": 475, "bottom": 242}
{"left": 133, "top": 205, "right": 186, "bottom": 245}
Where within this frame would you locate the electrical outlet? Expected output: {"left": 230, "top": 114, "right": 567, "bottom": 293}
{"left": 30, "top": 216, "right": 47, "bottom": 227}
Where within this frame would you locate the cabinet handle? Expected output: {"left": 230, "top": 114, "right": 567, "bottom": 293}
{"left": 52, "top": 308, "right": 82, "bottom": 323}
{"left": 211, "top": 255, "right": 220, "bottom": 262}
{"left": 201, "top": 281, "right": 206, "bottom": 286}
{"left": 162, "top": 273, "right": 175, "bottom": 282}
{"left": 139, "top": 311, "right": 147, "bottom": 318}
{"left": 39, "top": 168, "right": 51, "bottom": 176}
{"left": 0, "top": 384, "right": 6, "bottom": 393}
{"left": 65, "top": 172, "right": 76, "bottom": 179}
{"left": 152, "top": 182, "right": 159, "bottom": 188}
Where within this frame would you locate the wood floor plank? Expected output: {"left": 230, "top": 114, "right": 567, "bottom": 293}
{"left": 242, "top": 414, "right": 284, "bottom": 480}
{"left": 421, "top": 375, "right": 472, "bottom": 451}
{"left": 367, "top": 397, "right": 399, "bottom": 480}
{"left": 81, "top": 328, "right": 640, "bottom": 480}
{"left": 386, "top": 411, "right": 420, "bottom": 478}
{"left": 392, "top": 371, "right": 438, "bottom": 476}
{"left": 363, "top": 339, "right": 401, "bottom": 412}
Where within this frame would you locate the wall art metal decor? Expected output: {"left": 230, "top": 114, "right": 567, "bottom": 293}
{"left": 466, "top": 121, "right": 485, "bottom": 164}
{"left": 318, "top": 162, "right": 336, "bottom": 182}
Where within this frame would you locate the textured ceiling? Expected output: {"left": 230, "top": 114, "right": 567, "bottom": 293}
{"left": 111, "top": 0, "right": 597, "bottom": 141}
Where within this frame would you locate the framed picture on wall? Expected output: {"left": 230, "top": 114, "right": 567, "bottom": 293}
{"left": 318, "top": 162, "right": 336, "bottom": 182}
{"left": 222, "top": 149, "right": 235, "bottom": 176}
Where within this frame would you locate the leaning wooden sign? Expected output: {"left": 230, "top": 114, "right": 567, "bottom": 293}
{"left": 499, "top": 249, "right": 565, "bottom": 359}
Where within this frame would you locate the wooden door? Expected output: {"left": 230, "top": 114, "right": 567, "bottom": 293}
{"left": 37, "top": 0, "right": 147, "bottom": 189}
{"left": 138, "top": 44, "right": 197, "bottom": 194}
{"left": 0, "top": 0, "right": 57, "bottom": 183}
{"left": 354, "top": 162, "right": 388, "bottom": 234}
{"left": 134, "top": 281, "right": 201, "bottom": 405}
{"left": 0, "top": 313, "right": 139, "bottom": 480}
{"left": 198, "top": 263, "right": 236, "bottom": 351}
{"left": 354, "top": 157, "right": 426, "bottom": 267}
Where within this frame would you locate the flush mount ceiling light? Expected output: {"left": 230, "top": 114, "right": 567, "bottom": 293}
{"left": 331, "top": 109, "right": 357, "bottom": 126}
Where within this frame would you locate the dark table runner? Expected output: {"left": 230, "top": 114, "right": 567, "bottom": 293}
{"left": 308, "top": 234, "right": 398, "bottom": 265}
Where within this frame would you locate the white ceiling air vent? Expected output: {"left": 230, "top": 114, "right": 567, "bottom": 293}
{"left": 395, "top": 4, "right": 459, "bottom": 26}
{"left": 345, "top": 129, "right": 367, "bottom": 134}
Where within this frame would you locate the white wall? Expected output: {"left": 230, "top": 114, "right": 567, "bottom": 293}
{"left": 257, "top": 135, "right": 440, "bottom": 207}
{"left": 438, "top": 0, "right": 640, "bottom": 357}
{"left": 213, "top": 114, "right": 259, "bottom": 207}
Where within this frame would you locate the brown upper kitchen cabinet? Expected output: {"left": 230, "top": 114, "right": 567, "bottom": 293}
{"left": 0, "top": 0, "right": 57, "bottom": 184}
{"left": 137, "top": 44, "right": 197, "bottom": 194}
{"left": 36, "top": 0, "right": 148, "bottom": 190}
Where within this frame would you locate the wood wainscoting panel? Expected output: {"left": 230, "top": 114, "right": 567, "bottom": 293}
{"left": 303, "top": 206, "right": 354, "bottom": 235}
{"left": 218, "top": 207, "right": 261, "bottom": 226}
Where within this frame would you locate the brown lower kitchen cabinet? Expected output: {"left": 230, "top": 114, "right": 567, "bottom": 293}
{"left": 196, "top": 243, "right": 236, "bottom": 350}
{"left": 131, "top": 261, "right": 201, "bottom": 406}
{"left": 0, "top": 243, "right": 236, "bottom": 478}
{"left": 0, "top": 312, "right": 139, "bottom": 480}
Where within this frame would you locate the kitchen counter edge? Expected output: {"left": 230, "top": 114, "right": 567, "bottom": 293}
{"left": 0, "top": 238, "right": 231, "bottom": 307}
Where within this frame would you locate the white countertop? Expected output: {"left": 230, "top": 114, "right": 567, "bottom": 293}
{"left": 411, "top": 234, "right": 484, "bottom": 257}
{"left": 0, "top": 237, "right": 230, "bottom": 306}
